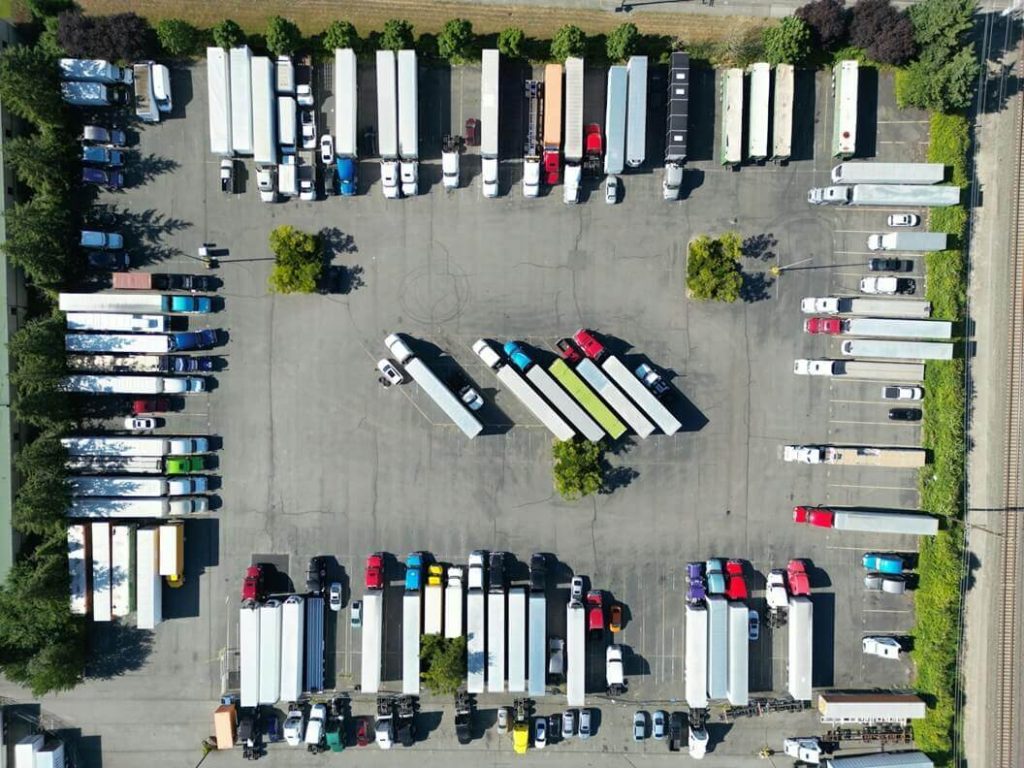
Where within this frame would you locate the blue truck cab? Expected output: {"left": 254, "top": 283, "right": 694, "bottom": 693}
{"left": 82, "top": 145, "right": 124, "bottom": 166}
{"left": 862, "top": 553, "right": 904, "bottom": 575}
{"left": 405, "top": 552, "right": 424, "bottom": 592}
{"left": 503, "top": 341, "right": 533, "bottom": 373}
{"left": 336, "top": 157, "right": 357, "bottom": 196}
{"left": 170, "top": 330, "right": 218, "bottom": 351}
{"left": 170, "top": 296, "right": 213, "bottom": 314}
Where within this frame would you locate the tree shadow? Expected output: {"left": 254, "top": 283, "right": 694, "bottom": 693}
{"left": 602, "top": 437, "right": 639, "bottom": 493}
{"left": 739, "top": 270, "right": 775, "bottom": 303}
{"left": 85, "top": 622, "right": 154, "bottom": 679}
{"left": 741, "top": 233, "right": 777, "bottom": 262}
{"left": 123, "top": 153, "right": 180, "bottom": 188}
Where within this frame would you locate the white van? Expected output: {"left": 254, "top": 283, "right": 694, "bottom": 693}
{"left": 153, "top": 64, "right": 172, "bottom": 113}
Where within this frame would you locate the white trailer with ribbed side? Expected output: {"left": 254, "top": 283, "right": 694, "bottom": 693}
{"left": 772, "top": 64, "right": 793, "bottom": 162}
{"left": 801, "top": 296, "right": 932, "bottom": 318}
{"left": 258, "top": 600, "right": 282, "bottom": 704}
{"left": 840, "top": 339, "right": 954, "bottom": 361}
{"left": 397, "top": 50, "right": 419, "bottom": 196}
{"left": 832, "top": 162, "right": 945, "bottom": 185}
{"left": 726, "top": 602, "right": 749, "bottom": 705}
{"left": 206, "top": 47, "right": 232, "bottom": 155}
{"left": 111, "top": 524, "right": 130, "bottom": 617}
{"left": 424, "top": 577, "right": 444, "bottom": 636}
{"left": 279, "top": 595, "right": 304, "bottom": 703}
{"left": 239, "top": 604, "right": 261, "bottom": 707}
{"left": 832, "top": 60, "right": 858, "bottom": 158}
{"left": 525, "top": 365, "right": 604, "bottom": 442}
{"left": 720, "top": 68, "right": 743, "bottom": 166}
{"left": 788, "top": 596, "right": 813, "bottom": 700}
{"left": 62, "top": 436, "right": 208, "bottom": 456}
{"left": 747, "top": 63, "right": 770, "bottom": 162}
{"left": 136, "top": 527, "right": 162, "bottom": 630}
{"left": 70, "top": 475, "right": 207, "bottom": 497}
{"left": 707, "top": 595, "right": 728, "bottom": 699}
{"left": 605, "top": 66, "right": 627, "bottom": 175}
{"left": 626, "top": 56, "right": 648, "bottom": 168}
{"left": 66, "top": 313, "right": 167, "bottom": 333}
{"left": 375, "top": 51, "right": 400, "bottom": 199}
{"left": 481, "top": 49, "right": 500, "bottom": 198}
{"left": 601, "top": 356, "right": 681, "bottom": 435}
{"left": 91, "top": 521, "right": 112, "bottom": 622}
{"left": 402, "top": 592, "right": 421, "bottom": 694}
{"left": 473, "top": 339, "right": 574, "bottom": 441}
{"left": 566, "top": 601, "right": 586, "bottom": 706}
{"left": 575, "top": 358, "right": 654, "bottom": 438}
{"left": 528, "top": 591, "right": 546, "bottom": 696}
{"left": 229, "top": 46, "right": 253, "bottom": 155}
{"left": 487, "top": 590, "right": 506, "bottom": 692}
{"left": 67, "top": 497, "right": 206, "bottom": 518}
{"left": 387, "top": 334, "right": 483, "bottom": 438}
{"left": 67, "top": 524, "right": 89, "bottom": 615}
{"left": 563, "top": 56, "right": 584, "bottom": 204}
{"left": 445, "top": 566, "right": 464, "bottom": 638}
{"left": 466, "top": 587, "right": 486, "bottom": 693}
{"left": 685, "top": 604, "right": 708, "bottom": 708}
{"left": 360, "top": 592, "right": 383, "bottom": 693}
{"left": 508, "top": 587, "right": 527, "bottom": 692}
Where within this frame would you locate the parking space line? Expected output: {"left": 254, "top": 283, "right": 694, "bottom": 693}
{"left": 828, "top": 483, "right": 919, "bottom": 491}
{"left": 830, "top": 398, "right": 897, "bottom": 404}
{"left": 834, "top": 229, "right": 879, "bottom": 234}
{"left": 876, "top": 119, "right": 930, "bottom": 124}
{"left": 828, "top": 419, "right": 920, "bottom": 427}
{"left": 863, "top": 609, "right": 912, "bottom": 614}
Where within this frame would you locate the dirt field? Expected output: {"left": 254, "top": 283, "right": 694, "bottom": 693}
{"left": 78, "top": 0, "right": 762, "bottom": 43}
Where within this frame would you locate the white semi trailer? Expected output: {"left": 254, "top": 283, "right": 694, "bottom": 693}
{"left": 508, "top": 587, "right": 527, "bottom": 692}
{"left": 747, "top": 63, "right": 770, "bottom": 162}
{"left": 706, "top": 596, "right": 728, "bottom": 700}
{"left": 685, "top": 603, "right": 709, "bottom": 708}
{"left": 772, "top": 64, "right": 793, "bottom": 162}
{"left": 601, "top": 355, "right": 681, "bottom": 435}
{"left": 563, "top": 57, "right": 584, "bottom": 204}
{"left": 375, "top": 51, "right": 400, "bottom": 199}
{"left": 445, "top": 566, "right": 464, "bottom": 638}
{"left": 229, "top": 46, "right": 253, "bottom": 155}
{"left": 605, "top": 66, "right": 627, "bottom": 175}
{"left": 528, "top": 591, "right": 547, "bottom": 696}
{"left": 566, "top": 601, "right": 586, "bottom": 706}
{"left": 481, "top": 49, "right": 500, "bottom": 198}
{"left": 137, "top": 527, "right": 162, "bottom": 630}
{"left": 239, "top": 604, "right": 261, "bottom": 706}
{"left": 61, "top": 436, "right": 208, "bottom": 456}
{"left": 575, "top": 358, "right": 654, "bottom": 438}
{"left": 397, "top": 50, "right": 419, "bottom": 196}
{"left": 487, "top": 589, "right": 506, "bottom": 692}
{"left": 726, "top": 601, "right": 748, "bottom": 705}
{"left": 788, "top": 596, "right": 813, "bottom": 700}
{"left": 524, "top": 364, "right": 604, "bottom": 442}
{"left": 402, "top": 592, "right": 421, "bottom": 694}
{"left": 91, "top": 521, "right": 112, "bottom": 622}
{"left": 625, "top": 56, "right": 647, "bottom": 168}
{"left": 66, "top": 313, "right": 167, "bottom": 333}
{"left": 110, "top": 524, "right": 131, "bottom": 618}
{"left": 360, "top": 592, "right": 383, "bottom": 693}
{"left": 466, "top": 583, "right": 486, "bottom": 693}
{"left": 279, "top": 595, "right": 304, "bottom": 703}
{"left": 840, "top": 339, "right": 954, "bottom": 361}
{"left": 69, "top": 476, "right": 208, "bottom": 497}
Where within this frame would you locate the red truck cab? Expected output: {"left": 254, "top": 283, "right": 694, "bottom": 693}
{"left": 793, "top": 505, "right": 834, "bottom": 527}
{"left": 543, "top": 150, "right": 561, "bottom": 185}
{"left": 787, "top": 560, "right": 811, "bottom": 596}
{"left": 584, "top": 124, "right": 603, "bottom": 157}
{"left": 586, "top": 590, "right": 605, "bottom": 633}
{"left": 573, "top": 329, "right": 606, "bottom": 362}
{"left": 365, "top": 553, "right": 384, "bottom": 590}
{"left": 803, "top": 317, "right": 842, "bottom": 335}
{"left": 725, "top": 560, "right": 748, "bottom": 601}
{"left": 242, "top": 565, "right": 265, "bottom": 602}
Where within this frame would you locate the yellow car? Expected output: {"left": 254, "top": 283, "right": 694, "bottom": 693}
{"left": 512, "top": 723, "right": 529, "bottom": 754}
{"left": 427, "top": 563, "right": 444, "bottom": 587}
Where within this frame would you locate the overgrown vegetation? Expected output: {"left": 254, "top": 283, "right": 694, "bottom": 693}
{"left": 909, "top": 112, "right": 969, "bottom": 762}
{"left": 686, "top": 233, "right": 743, "bottom": 303}
{"left": 267, "top": 225, "right": 324, "bottom": 294}
{"left": 896, "top": 0, "right": 979, "bottom": 112}
{"left": 420, "top": 635, "right": 467, "bottom": 694}
{"left": 762, "top": 17, "right": 812, "bottom": 64}
{"left": 552, "top": 440, "right": 604, "bottom": 500}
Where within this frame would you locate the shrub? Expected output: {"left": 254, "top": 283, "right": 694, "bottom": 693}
{"left": 686, "top": 233, "right": 743, "bottom": 302}
{"left": 380, "top": 19, "right": 414, "bottom": 51}
{"left": 267, "top": 225, "right": 323, "bottom": 294}
{"left": 156, "top": 18, "right": 200, "bottom": 57}
{"left": 497, "top": 27, "right": 526, "bottom": 58}
{"left": 0, "top": 45, "right": 66, "bottom": 130}
{"left": 550, "top": 24, "right": 586, "bottom": 61}
{"left": 606, "top": 22, "right": 639, "bottom": 62}
{"left": 850, "top": 0, "right": 916, "bottom": 64}
{"left": 717, "top": 27, "right": 766, "bottom": 67}
{"left": 762, "top": 17, "right": 812, "bottom": 64}
{"left": 265, "top": 16, "right": 302, "bottom": 56}
{"left": 552, "top": 440, "right": 603, "bottom": 500}
{"left": 57, "top": 11, "right": 155, "bottom": 62}
{"left": 908, "top": 0, "right": 975, "bottom": 51}
{"left": 3, "top": 196, "right": 76, "bottom": 289}
{"left": 212, "top": 19, "right": 245, "bottom": 50}
{"left": 795, "top": 0, "right": 850, "bottom": 49}
{"left": 438, "top": 18, "right": 475, "bottom": 62}
{"left": 420, "top": 635, "right": 467, "bottom": 694}
{"left": 323, "top": 20, "right": 358, "bottom": 53}
{"left": 896, "top": 47, "right": 978, "bottom": 113}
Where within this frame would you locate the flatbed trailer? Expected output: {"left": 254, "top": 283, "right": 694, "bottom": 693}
{"left": 566, "top": 602, "right": 586, "bottom": 706}
{"left": 601, "top": 355, "right": 681, "bottom": 435}
{"left": 526, "top": 366, "right": 604, "bottom": 441}
{"left": 832, "top": 60, "right": 858, "bottom": 158}
{"left": 549, "top": 359, "right": 626, "bottom": 439}
{"left": 402, "top": 592, "right": 421, "bottom": 694}
{"left": 528, "top": 591, "right": 547, "bottom": 696}
{"left": 685, "top": 604, "right": 709, "bottom": 708}
{"left": 239, "top": 605, "right": 261, "bottom": 707}
{"left": 487, "top": 590, "right": 506, "bottom": 692}
{"left": 720, "top": 68, "right": 743, "bottom": 166}
{"left": 576, "top": 358, "right": 654, "bottom": 438}
{"left": 360, "top": 592, "right": 383, "bottom": 693}
{"left": 466, "top": 589, "right": 486, "bottom": 693}
{"left": 788, "top": 597, "right": 813, "bottom": 700}
{"left": 507, "top": 587, "right": 527, "bottom": 692}
{"left": 747, "top": 63, "right": 770, "bottom": 162}
{"left": 772, "top": 64, "right": 794, "bottom": 162}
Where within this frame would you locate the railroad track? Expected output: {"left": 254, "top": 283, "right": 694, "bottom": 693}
{"left": 995, "top": 23, "right": 1024, "bottom": 768}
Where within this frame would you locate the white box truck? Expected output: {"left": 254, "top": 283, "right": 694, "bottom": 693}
{"left": 397, "top": 50, "right": 419, "bottom": 197}
{"left": 158, "top": 522, "right": 183, "bottom": 579}
{"left": 206, "top": 47, "right": 232, "bottom": 155}
{"left": 376, "top": 51, "right": 400, "bottom": 199}
{"left": 137, "top": 527, "right": 162, "bottom": 630}
{"left": 424, "top": 573, "right": 444, "bottom": 635}
{"left": 481, "top": 49, "right": 500, "bottom": 198}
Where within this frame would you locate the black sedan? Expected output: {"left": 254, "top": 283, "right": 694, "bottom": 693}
{"left": 888, "top": 408, "right": 922, "bottom": 422}
{"left": 869, "top": 258, "right": 913, "bottom": 272}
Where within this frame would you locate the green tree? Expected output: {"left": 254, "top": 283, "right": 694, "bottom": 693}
{"left": 10, "top": 315, "right": 67, "bottom": 382}
{"left": 38, "top": 15, "right": 65, "bottom": 59}
{"left": 14, "top": 472, "right": 70, "bottom": 536}
{"left": 212, "top": 19, "right": 245, "bottom": 49}
{"left": 0, "top": 46, "right": 66, "bottom": 130}
{"left": 497, "top": 27, "right": 525, "bottom": 58}
{"left": 606, "top": 22, "right": 639, "bottom": 62}
{"left": 437, "top": 18, "right": 475, "bottom": 62}
{"left": 265, "top": 16, "right": 302, "bottom": 56}
{"left": 156, "top": 19, "right": 201, "bottom": 57}
{"left": 380, "top": 19, "right": 414, "bottom": 51}
{"left": 323, "top": 20, "right": 359, "bottom": 52}
{"left": 896, "top": 45, "right": 979, "bottom": 112}
{"left": 15, "top": 430, "right": 69, "bottom": 480}
{"left": 13, "top": 388, "right": 75, "bottom": 431}
{"left": 3, "top": 197, "right": 75, "bottom": 288}
{"left": 5, "top": 131, "right": 77, "bottom": 196}
{"left": 686, "top": 233, "right": 743, "bottom": 302}
{"left": 552, "top": 440, "right": 604, "bottom": 500}
{"left": 762, "top": 17, "right": 812, "bottom": 64}
{"left": 550, "top": 24, "right": 586, "bottom": 61}
{"left": 267, "top": 225, "right": 323, "bottom": 294}
{"left": 908, "top": 0, "right": 975, "bottom": 51}
{"left": 420, "top": 635, "right": 467, "bottom": 694}
{"left": 24, "top": 0, "right": 74, "bottom": 19}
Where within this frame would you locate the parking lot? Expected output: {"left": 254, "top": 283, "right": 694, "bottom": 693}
{"left": 49, "top": 60, "right": 931, "bottom": 765}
